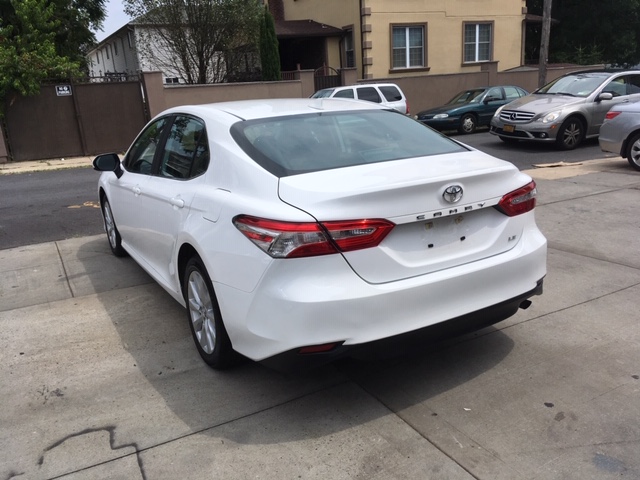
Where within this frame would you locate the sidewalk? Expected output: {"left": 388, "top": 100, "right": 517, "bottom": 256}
{"left": 0, "top": 155, "right": 94, "bottom": 175}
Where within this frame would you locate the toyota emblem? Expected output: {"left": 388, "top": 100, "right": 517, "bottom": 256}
{"left": 443, "top": 185, "right": 463, "bottom": 203}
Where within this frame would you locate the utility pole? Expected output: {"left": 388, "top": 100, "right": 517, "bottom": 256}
{"left": 538, "top": 0, "right": 553, "bottom": 88}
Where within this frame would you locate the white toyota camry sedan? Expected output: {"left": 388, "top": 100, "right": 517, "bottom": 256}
{"left": 93, "top": 98, "right": 547, "bottom": 370}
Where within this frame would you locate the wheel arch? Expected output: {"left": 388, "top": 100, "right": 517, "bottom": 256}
{"left": 177, "top": 243, "right": 201, "bottom": 298}
{"left": 621, "top": 128, "right": 640, "bottom": 157}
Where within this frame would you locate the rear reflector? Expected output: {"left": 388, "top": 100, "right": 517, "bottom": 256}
{"left": 298, "top": 343, "right": 341, "bottom": 354}
{"left": 496, "top": 181, "right": 537, "bottom": 217}
{"left": 233, "top": 215, "right": 395, "bottom": 258}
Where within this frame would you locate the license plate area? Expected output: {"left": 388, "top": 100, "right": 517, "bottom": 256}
{"left": 503, "top": 124, "right": 515, "bottom": 133}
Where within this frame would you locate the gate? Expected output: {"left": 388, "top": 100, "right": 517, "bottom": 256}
{"left": 4, "top": 76, "right": 148, "bottom": 161}
{"left": 314, "top": 66, "right": 341, "bottom": 91}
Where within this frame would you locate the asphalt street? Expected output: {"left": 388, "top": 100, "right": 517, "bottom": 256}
{"left": 1, "top": 146, "right": 639, "bottom": 479}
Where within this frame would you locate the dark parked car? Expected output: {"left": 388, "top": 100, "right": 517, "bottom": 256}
{"left": 415, "top": 86, "right": 528, "bottom": 134}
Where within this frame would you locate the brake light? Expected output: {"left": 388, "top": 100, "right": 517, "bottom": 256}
{"left": 233, "top": 215, "right": 395, "bottom": 258}
{"left": 496, "top": 181, "right": 537, "bottom": 216}
{"left": 605, "top": 110, "right": 621, "bottom": 120}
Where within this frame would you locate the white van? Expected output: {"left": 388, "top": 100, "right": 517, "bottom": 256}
{"left": 311, "top": 83, "right": 409, "bottom": 114}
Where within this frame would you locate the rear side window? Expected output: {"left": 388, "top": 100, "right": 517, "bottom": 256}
{"left": 378, "top": 86, "right": 403, "bottom": 101}
{"left": 230, "top": 110, "right": 466, "bottom": 177}
{"left": 504, "top": 86, "right": 523, "bottom": 100}
{"left": 334, "top": 89, "right": 355, "bottom": 99}
{"left": 356, "top": 87, "right": 382, "bottom": 103}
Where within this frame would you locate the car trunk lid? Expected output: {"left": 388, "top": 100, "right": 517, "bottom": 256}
{"left": 278, "top": 150, "right": 533, "bottom": 283}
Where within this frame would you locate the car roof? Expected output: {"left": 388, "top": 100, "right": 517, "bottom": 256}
{"left": 162, "top": 98, "right": 390, "bottom": 122}
{"left": 333, "top": 83, "right": 401, "bottom": 90}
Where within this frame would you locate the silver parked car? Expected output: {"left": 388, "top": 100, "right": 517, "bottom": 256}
{"left": 490, "top": 71, "right": 640, "bottom": 150}
{"left": 599, "top": 100, "right": 640, "bottom": 171}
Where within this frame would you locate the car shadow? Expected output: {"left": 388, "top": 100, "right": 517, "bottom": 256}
{"left": 71, "top": 236, "right": 516, "bottom": 448}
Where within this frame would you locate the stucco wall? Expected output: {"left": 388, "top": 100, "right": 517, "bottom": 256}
{"left": 143, "top": 65, "right": 593, "bottom": 122}
{"left": 280, "top": 0, "right": 526, "bottom": 80}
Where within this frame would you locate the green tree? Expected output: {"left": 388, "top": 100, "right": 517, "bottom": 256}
{"left": 0, "top": 0, "right": 80, "bottom": 111}
{"left": 51, "top": 0, "right": 107, "bottom": 68}
{"left": 259, "top": 6, "right": 280, "bottom": 81}
{"left": 123, "top": 0, "right": 263, "bottom": 83}
{"left": 526, "top": 0, "right": 640, "bottom": 67}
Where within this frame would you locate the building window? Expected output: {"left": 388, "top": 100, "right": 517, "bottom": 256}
{"left": 464, "top": 22, "right": 492, "bottom": 63}
{"left": 105, "top": 45, "right": 110, "bottom": 59}
{"left": 391, "top": 25, "right": 425, "bottom": 69}
{"left": 344, "top": 29, "right": 355, "bottom": 68}
{"left": 114, "top": 41, "right": 118, "bottom": 56}
{"left": 127, "top": 31, "right": 133, "bottom": 48}
{"left": 165, "top": 77, "right": 180, "bottom": 84}
{"left": 96, "top": 53, "right": 100, "bottom": 65}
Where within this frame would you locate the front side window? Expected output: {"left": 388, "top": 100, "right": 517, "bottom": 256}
{"left": 124, "top": 117, "right": 169, "bottom": 174}
{"left": 392, "top": 25, "right": 425, "bottom": 69}
{"left": 464, "top": 23, "right": 492, "bottom": 63}
{"left": 484, "top": 87, "right": 504, "bottom": 102}
{"left": 159, "top": 116, "right": 209, "bottom": 179}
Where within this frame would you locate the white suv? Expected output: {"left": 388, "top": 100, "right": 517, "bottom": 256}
{"left": 311, "top": 83, "right": 409, "bottom": 114}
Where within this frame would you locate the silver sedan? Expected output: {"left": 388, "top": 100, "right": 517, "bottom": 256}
{"left": 599, "top": 100, "right": 640, "bottom": 171}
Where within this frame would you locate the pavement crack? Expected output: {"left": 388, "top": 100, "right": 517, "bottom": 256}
{"left": 55, "top": 241, "right": 74, "bottom": 298}
{"left": 39, "top": 426, "right": 147, "bottom": 480}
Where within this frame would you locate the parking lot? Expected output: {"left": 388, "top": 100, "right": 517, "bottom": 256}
{"left": 1, "top": 154, "right": 640, "bottom": 479}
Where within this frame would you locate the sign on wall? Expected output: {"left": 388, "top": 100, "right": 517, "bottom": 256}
{"left": 55, "top": 85, "right": 72, "bottom": 96}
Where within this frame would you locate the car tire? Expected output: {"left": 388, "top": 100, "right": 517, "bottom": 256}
{"left": 458, "top": 114, "right": 477, "bottom": 134}
{"left": 183, "top": 256, "right": 235, "bottom": 369}
{"left": 556, "top": 117, "right": 584, "bottom": 150}
{"left": 626, "top": 132, "right": 640, "bottom": 171}
{"left": 101, "top": 197, "right": 126, "bottom": 257}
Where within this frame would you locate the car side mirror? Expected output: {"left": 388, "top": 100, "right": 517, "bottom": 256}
{"left": 93, "top": 153, "right": 123, "bottom": 179}
{"left": 598, "top": 92, "right": 614, "bottom": 102}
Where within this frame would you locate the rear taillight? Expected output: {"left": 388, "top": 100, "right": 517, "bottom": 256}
{"left": 605, "top": 111, "right": 621, "bottom": 120}
{"left": 233, "top": 215, "right": 395, "bottom": 258}
{"left": 496, "top": 181, "right": 537, "bottom": 217}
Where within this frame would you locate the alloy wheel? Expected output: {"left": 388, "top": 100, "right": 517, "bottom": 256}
{"left": 187, "top": 269, "right": 217, "bottom": 354}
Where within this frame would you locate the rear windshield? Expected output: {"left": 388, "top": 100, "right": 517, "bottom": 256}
{"left": 230, "top": 110, "right": 467, "bottom": 177}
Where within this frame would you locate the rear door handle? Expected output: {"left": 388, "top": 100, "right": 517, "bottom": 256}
{"left": 170, "top": 197, "right": 185, "bottom": 208}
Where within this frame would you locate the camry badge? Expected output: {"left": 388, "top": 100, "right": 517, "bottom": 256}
{"left": 443, "top": 185, "right": 463, "bottom": 204}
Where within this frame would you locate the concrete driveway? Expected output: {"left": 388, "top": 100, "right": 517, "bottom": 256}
{"left": 1, "top": 157, "right": 639, "bottom": 480}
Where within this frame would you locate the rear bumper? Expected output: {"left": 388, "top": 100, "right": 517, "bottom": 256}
{"left": 261, "top": 279, "right": 543, "bottom": 372}
{"left": 215, "top": 220, "right": 547, "bottom": 366}
{"left": 598, "top": 138, "right": 623, "bottom": 156}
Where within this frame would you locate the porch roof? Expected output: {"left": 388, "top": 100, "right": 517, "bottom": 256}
{"left": 275, "top": 19, "right": 344, "bottom": 39}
